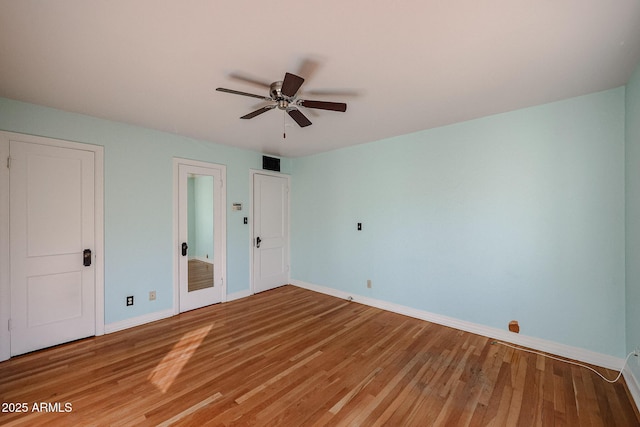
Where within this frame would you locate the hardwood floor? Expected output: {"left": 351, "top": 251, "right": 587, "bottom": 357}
{"left": 1, "top": 285, "right": 638, "bottom": 426}
{"left": 188, "top": 259, "right": 214, "bottom": 292}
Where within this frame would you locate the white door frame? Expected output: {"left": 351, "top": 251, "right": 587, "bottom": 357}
{"left": 173, "top": 158, "right": 227, "bottom": 314}
{"left": 0, "top": 131, "right": 104, "bottom": 362}
{"left": 249, "top": 169, "right": 291, "bottom": 295}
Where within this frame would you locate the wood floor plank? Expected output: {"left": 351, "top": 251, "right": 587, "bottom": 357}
{"left": 0, "top": 285, "right": 638, "bottom": 426}
{"left": 188, "top": 259, "right": 214, "bottom": 292}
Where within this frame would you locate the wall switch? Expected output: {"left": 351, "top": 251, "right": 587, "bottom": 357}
{"left": 367, "top": 279, "right": 372, "bottom": 288}
{"left": 149, "top": 291, "right": 156, "bottom": 301}
{"left": 126, "top": 296, "right": 134, "bottom": 306}
{"left": 357, "top": 222, "right": 362, "bottom": 231}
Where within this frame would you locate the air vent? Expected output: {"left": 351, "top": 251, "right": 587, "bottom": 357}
{"left": 263, "top": 156, "right": 280, "bottom": 172}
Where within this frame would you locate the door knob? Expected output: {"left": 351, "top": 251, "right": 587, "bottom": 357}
{"left": 83, "top": 249, "right": 92, "bottom": 267}
{"left": 256, "top": 237, "right": 261, "bottom": 248}
{"left": 181, "top": 242, "right": 188, "bottom": 256}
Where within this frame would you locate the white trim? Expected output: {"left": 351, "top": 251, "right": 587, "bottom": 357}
{"left": 226, "top": 289, "right": 252, "bottom": 302}
{"left": 94, "top": 143, "right": 105, "bottom": 336}
{"left": 0, "top": 131, "right": 105, "bottom": 362}
{"left": 291, "top": 279, "right": 625, "bottom": 371}
{"left": 173, "top": 157, "right": 227, "bottom": 314}
{"left": 250, "top": 168, "right": 290, "bottom": 179}
{"left": 249, "top": 169, "right": 291, "bottom": 295}
{"left": 106, "top": 288, "right": 250, "bottom": 333}
{"left": 0, "top": 136, "right": 9, "bottom": 361}
{"left": 173, "top": 160, "right": 179, "bottom": 315}
{"left": 623, "top": 366, "right": 640, "bottom": 413}
{"left": 104, "top": 309, "right": 174, "bottom": 334}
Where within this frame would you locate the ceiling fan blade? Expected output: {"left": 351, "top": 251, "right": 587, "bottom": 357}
{"left": 240, "top": 105, "right": 276, "bottom": 119}
{"left": 299, "top": 100, "right": 347, "bottom": 112}
{"left": 287, "top": 109, "right": 312, "bottom": 127}
{"left": 296, "top": 58, "right": 321, "bottom": 81}
{"left": 304, "top": 89, "right": 360, "bottom": 97}
{"left": 216, "top": 87, "right": 271, "bottom": 101}
{"left": 229, "top": 72, "right": 271, "bottom": 89}
{"left": 281, "top": 72, "right": 305, "bottom": 97}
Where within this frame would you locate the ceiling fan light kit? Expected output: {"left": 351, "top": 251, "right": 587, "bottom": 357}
{"left": 216, "top": 72, "right": 347, "bottom": 132}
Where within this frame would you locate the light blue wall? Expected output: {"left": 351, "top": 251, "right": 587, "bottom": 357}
{"left": 193, "top": 175, "right": 214, "bottom": 259}
{"left": 187, "top": 176, "right": 196, "bottom": 254}
{"left": 0, "top": 97, "right": 291, "bottom": 323}
{"left": 626, "top": 61, "right": 640, "bottom": 380}
{"left": 187, "top": 175, "right": 215, "bottom": 260}
{"left": 0, "top": 85, "right": 631, "bottom": 360}
{"left": 292, "top": 88, "right": 626, "bottom": 357}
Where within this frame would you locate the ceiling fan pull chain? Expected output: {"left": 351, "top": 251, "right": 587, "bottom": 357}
{"left": 283, "top": 111, "right": 286, "bottom": 139}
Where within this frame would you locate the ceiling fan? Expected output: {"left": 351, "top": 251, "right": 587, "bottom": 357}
{"left": 216, "top": 72, "right": 347, "bottom": 129}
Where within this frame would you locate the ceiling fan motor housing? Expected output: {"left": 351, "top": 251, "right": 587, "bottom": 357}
{"left": 270, "top": 81, "right": 291, "bottom": 110}
{"left": 270, "top": 81, "right": 282, "bottom": 98}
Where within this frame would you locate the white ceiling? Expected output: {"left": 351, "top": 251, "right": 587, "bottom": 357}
{"left": 1, "top": 1, "right": 640, "bottom": 158}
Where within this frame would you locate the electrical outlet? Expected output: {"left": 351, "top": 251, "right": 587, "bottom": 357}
{"left": 367, "top": 279, "right": 372, "bottom": 289}
{"left": 126, "top": 296, "right": 134, "bottom": 306}
{"left": 149, "top": 291, "right": 156, "bottom": 301}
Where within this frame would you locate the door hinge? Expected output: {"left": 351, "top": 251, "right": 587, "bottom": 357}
{"left": 220, "top": 178, "right": 224, "bottom": 188}
{"left": 6, "top": 156, "right": 10, "bottom": 169}
{"left": 8, "top": 318, "right": 12, "bottom": 331}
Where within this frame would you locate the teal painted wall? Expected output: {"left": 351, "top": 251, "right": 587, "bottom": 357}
{"left": 187, "top": 176, "right": 196, "bottom": 254}
{"left": 0, "top": 97, "right": 291, "bottom": 323}
{"left": 193, "top": 175, "right": 215, "bottom": 260}
{"left": 0, "top": 85, "right": 631, "bottom": 360}
{"left": 187, "top": 175, "right": 215, "bottom": 260}
{"left": 291, "top": 88, "right": 626, "bottom": 357}
{"left": 626, "top": 61, "right": 640, "bottom": 380}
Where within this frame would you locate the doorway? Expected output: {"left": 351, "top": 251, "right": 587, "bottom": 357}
{"left": 174, "top": 158, "right": 226, "bottom": 313}
{"left": 251, "top": 171, "right": 290, "bottom": 294}
{"left": 0, "top": 132, "right": 104, "bottom": 360}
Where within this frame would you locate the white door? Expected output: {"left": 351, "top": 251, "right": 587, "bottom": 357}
{"left": 10, "top": 141, "right": 96, "bottom": 356}
{"left": 252, "top": 173, "right": 290, "bottom": 294}
{"left": 177, "top": 162, "right": 225, "bottom": 312}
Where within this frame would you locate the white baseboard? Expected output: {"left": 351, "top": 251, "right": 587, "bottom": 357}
{"left": 226, "top": 289, "right": 252, "bottom": 302}
{"left": 291, "top": 279, "right": 624, "bottom": 371}
{"left": 105, "top": 290, "right": 254, "bottom": 334}
{"left": 104, "top": 308, "right": 174, "bottom": 334}
{"left": 623, "top": 366, "right": 640, "bottom": 413}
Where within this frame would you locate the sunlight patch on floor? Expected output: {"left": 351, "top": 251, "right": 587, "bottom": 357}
{"left": 148, "top": 324, "right": 213, "bottom": 393}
